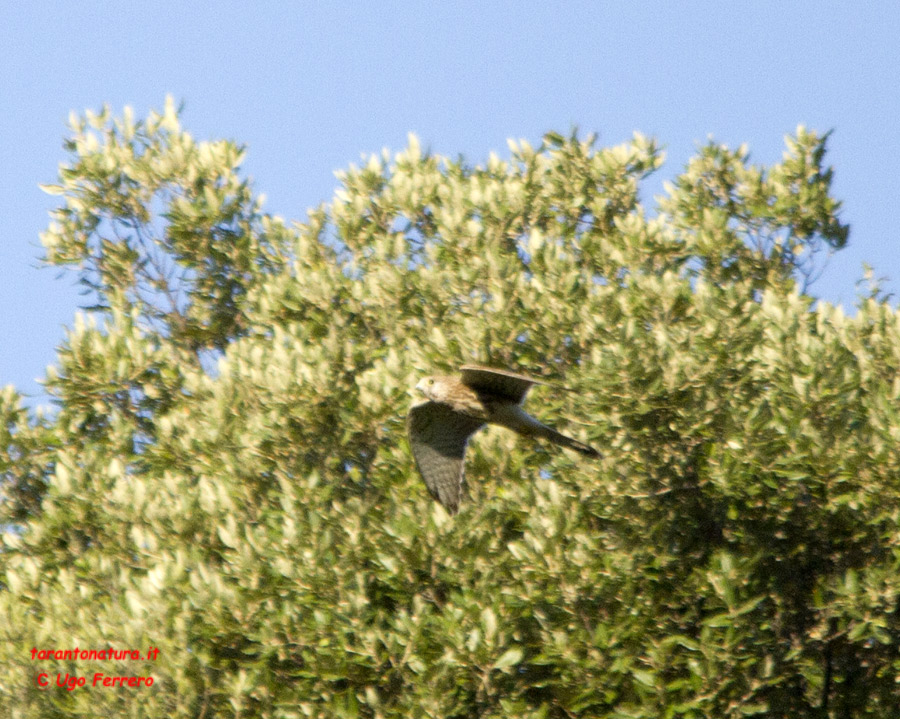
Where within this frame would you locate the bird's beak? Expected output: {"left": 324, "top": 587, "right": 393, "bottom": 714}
{"left": 413, "top": 378, "right": 426, "bottom": 394}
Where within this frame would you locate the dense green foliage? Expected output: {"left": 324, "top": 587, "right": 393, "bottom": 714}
{"left": 2, "top": 98, "right": 898, "bottom": 718}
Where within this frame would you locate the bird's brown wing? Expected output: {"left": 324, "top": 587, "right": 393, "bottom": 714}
{"left": 458, "top": 365, "right": 548, "bottom": 404}
{"left": 407, "top": 400, "right": 485, "bottom": 514}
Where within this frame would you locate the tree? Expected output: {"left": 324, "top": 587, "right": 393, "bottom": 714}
{"left": 2, "top": 98, "right": 898, "bottom": 718}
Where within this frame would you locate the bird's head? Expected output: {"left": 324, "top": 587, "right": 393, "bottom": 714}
{"left": 414, "top": 376, "right": 448, "bottom": 402}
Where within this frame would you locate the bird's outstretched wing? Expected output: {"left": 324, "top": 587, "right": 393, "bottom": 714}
{"left": 459, "top": 365, "right": 546, "bottom": 404}
{"left": 407, "top": 400, "right": 485, "bottom": 514}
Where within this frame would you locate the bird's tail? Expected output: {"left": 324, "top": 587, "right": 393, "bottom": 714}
{"left": 538, "top": 425, "right": 600, "bottom": 458}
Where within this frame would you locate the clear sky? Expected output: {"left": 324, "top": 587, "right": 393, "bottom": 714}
{"left": 2, "top": 2, "right": 899, "bottom": 402}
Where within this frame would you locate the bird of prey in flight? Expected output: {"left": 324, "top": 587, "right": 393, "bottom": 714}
{"left": 407, "top": 365, "right": 598, "bottom": 513}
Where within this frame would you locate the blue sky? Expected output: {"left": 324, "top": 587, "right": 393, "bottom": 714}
{"left": 2, "top": 2, "right": 899, "bottom": 402}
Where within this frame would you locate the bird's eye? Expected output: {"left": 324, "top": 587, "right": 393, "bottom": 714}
{"left": 427, "top": 379, "right": 435, "bottom": 385}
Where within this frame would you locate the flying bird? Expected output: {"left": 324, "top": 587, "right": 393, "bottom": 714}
{"left": 407, "top": 365, "right": 599, "bottom": 513}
